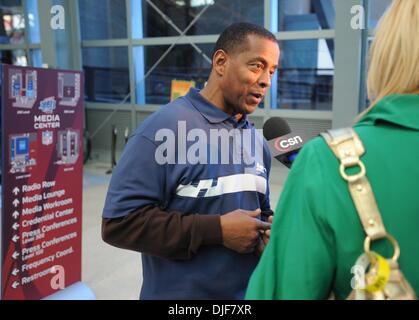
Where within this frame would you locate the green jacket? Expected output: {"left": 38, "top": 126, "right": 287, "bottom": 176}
{"left": 246, "top": 94, "right": 419, "bottom": 300}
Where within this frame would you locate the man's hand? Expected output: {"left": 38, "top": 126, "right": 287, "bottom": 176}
{"left": 220, "top": 209, "right": 271, "bottom": 254}
{"left": 256, "top": 214, "right": 274, "bottom": 256}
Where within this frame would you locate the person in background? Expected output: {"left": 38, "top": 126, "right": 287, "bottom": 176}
{"left": 246, "top": 0, "right": 419, "bottom": 300}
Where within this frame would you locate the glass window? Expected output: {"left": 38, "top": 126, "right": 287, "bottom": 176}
{"left": 360, "top": 38, "right": 374, "bottom": 112}
{"left": 30, "top": 49, "right": 42, "bottom": 67}
{"left": 368, "top": 0, "right": 392, "bottom": 29}
{"left": 82, "top": 47, "right": 130, "bottom": 103}
{"left": 277, "top": 0, "right": 335, "bottom": 32}
{"left": 0, "top": 0, "right": 25, "bottom": 44}
{"left": 0, "top": 49, "right": 27, "bottom": 66}
{"left": 140, "top": 0, "right": 263, "bottom": 38}
{"left": 135, "top": 44, "right": 213, "bottom": 105}
{"left": 274, "top": 39, "right": 334, "bottom": 110}
{"left": 79, "top": 0, "right": 127, "bottom": 40}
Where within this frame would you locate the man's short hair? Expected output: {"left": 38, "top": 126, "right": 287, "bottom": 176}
{"left": 212, "top": 22, "right": 277, "bottom": 59}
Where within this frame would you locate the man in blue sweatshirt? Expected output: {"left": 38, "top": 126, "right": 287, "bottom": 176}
{"left": 102, "top": 22, "right": 280, "bottom": 299}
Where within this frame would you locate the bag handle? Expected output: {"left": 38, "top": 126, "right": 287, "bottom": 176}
{"left": 321, "top": 128, "right": 387, "bottom": 240}
{"left": 322, "top": 129, "right": 417, "bottom": 300}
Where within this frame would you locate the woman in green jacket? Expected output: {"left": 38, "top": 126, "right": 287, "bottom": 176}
{"left": 246, "top": 0, "right": 419, "bottom": 300}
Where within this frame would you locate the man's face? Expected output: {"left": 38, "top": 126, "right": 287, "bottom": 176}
{"left": 219, "top": 35, "right": 280, "bottom": 115}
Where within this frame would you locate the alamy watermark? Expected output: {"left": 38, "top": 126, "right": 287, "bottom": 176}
{"left": 351, "top": 5, "right": 366, "bottom": 30}
{"left": 351, "top": 264, "right": 366, "bottom": 290}
{"left": 153, "top": 121, "right": 265, "bottom": 167}
{"left": 50, "top": 265, "right": 65, "bottom": 290}
{"left": 50, "top": 5, "right": 65, "bottom": 30}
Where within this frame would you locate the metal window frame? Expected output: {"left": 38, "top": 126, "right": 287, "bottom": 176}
{"left": 81, "top": 29, "right": 335, "bottom": 47}
{"left": 1, "top": 1, "right": 370, "bottom": 127}
{"left": 0, "top": 0, "right": 381, "bottom": 161}
{"left": 82, "top": 2, "right": 337, "bottom": 121}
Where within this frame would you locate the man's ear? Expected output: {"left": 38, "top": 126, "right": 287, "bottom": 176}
{"left": 212, "top": 49, "right": 228, "bottom": 77}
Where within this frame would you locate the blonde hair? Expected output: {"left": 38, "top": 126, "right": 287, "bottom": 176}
{"left": 357, "top": 0, "right": 419, "bottom": 121}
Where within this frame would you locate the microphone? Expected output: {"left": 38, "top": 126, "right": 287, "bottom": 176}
{"left": 263, "top": 117, "right": 306, "bottom": 168}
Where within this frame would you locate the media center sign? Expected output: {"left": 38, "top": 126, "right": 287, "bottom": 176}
{"left": 1, "top": 64, "right": 84, "bottom": 300}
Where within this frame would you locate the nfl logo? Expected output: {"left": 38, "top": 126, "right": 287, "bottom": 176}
{"left": 42, "top": 131, "right": 53, "bottom": 146}
{"left": 39, "top": 97, "right": 56, "bottom": 114}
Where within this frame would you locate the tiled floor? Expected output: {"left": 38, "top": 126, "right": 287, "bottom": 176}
{"left": 82, "top": 162, "right": 289, "bottom": 300}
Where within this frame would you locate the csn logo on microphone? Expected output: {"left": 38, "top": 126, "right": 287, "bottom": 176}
{"left": 268, "top": 132, "right": 305, "bottom": 157}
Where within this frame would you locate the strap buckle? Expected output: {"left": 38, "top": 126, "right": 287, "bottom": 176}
{"left": 339, "top": 161, "right": 366, "bottom": 182}
{"left": 364, "top": 234, "right": 400, "bottom": 263}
